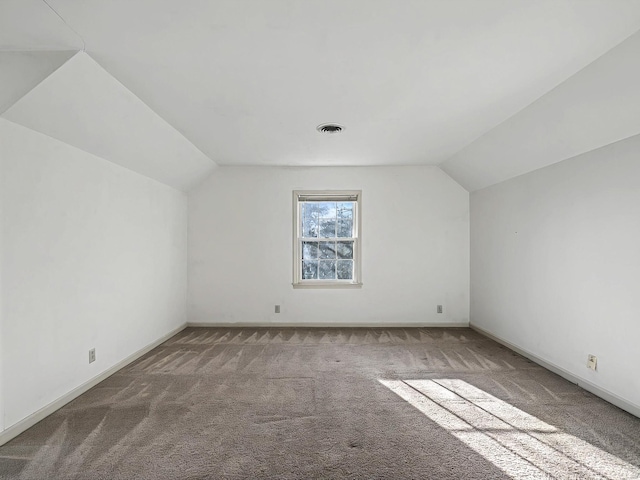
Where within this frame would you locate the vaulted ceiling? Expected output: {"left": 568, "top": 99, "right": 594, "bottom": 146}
{"left": 2, "top": 0, "right": 640, "bottom": 191}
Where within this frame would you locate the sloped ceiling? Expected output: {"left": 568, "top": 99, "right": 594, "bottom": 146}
{"left": 0, "top": 0, "right": 81, "bottom": 50}
{"left": 2, "top": 52, "right": 214, "bottom": 191}
{"left": 440, "top": 29, "right": 640, "bottom": 191}
{"left": 0, "top": 0, "right": 79, "bottom": 121}
{"left": 2, "top": 0, "right": 640, "bottom": 191}
{"left": 0, "top": 50, "right": 75, "bottom": 114}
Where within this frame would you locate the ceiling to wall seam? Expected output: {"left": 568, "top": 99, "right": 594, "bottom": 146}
{"left": 41, "top": 0, "right": 85, "bottom": 52}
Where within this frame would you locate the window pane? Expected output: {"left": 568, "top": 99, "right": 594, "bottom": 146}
{"left": 317, "top": 202, "right": 336, "bottom": 218}
{"left": 296, "top": 194, "right": 359, "bottom": 285}
{"left": 319, "top": 242, "right": 336, "bottom": 259}
{"left": 302, "top": 260, "right": 318, "bottom": 279}
{"left": 337, "top": 260, "right": 353, "bottom": 280}
{"left": 320, "top": 218, "right": 336, "bottom": 237}
{"left": 337, "top": 218, "right": 353, "bottom": 238}
{"left": 302, "top": 242, "right": 318, "bottom": 259}
{"left": 337, "top": 202, "right": 353, "bottom": 219}
{"left": 302, "top": 204, "right": 318, "bottom": 238}
{"left": 336, "top": 241, "right": 353, "bottom": 259}
{"left": 319, "top": 259, "right": 336, "bottom": 279}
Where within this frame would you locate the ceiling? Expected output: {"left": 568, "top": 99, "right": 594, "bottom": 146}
{"left": 2, "top": 0, "right": 640, "bottom": 191}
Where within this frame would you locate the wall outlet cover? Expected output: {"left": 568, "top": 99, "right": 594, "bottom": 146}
{"left": 587, "top": 354, "right": 597, "bottom": 371}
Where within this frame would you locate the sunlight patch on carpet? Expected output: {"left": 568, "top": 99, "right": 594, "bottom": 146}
{"left": 380, "top": 379, "right": 640, "bottom": 480}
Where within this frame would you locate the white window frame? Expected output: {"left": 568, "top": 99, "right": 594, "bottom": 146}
{"left": 292, "top": 190, "right": 362, "bottom": 289}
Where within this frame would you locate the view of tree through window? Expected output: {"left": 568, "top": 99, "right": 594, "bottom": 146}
{"left": 300, "top": 201, "right": 355, "bottom": 280}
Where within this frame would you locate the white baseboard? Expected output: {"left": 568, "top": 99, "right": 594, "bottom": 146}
{"left": 186, "top": 321, "right": 470, "bottom": 328}
{"left": 0, "top": 323, "right": 187, "bottom": 447}
{"left": 470, "top": 323, "right": 640, "bottom": 419}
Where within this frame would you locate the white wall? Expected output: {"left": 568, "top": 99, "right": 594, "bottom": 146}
{"left": 0, "top": 118, "right": 187, "bottom": 431}
{"left": 471, "top": 133, "right": 640, "bottom": 409}
{"left": 0, "top": 143, "right": 4, "bottom": 432}
{"left": 189, "top": 166, "right": 469, "bottom": 326}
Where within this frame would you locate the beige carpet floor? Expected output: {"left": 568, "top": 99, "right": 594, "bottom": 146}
{"left": 1, "top": 327, "right": 639, "bottom": 479}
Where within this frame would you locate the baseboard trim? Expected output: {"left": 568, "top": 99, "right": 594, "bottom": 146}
{"left": 470, "top": 323, "right": 640, "bottom": 419}
{"left": 0, "top": 323, "right": 188, "bottom": 447}
{"left": 186, "top": 321, "right": 470, "bottom": 328}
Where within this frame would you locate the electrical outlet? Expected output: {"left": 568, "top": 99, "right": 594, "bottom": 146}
{"left": 275, "top": 305, "right": 281, "bottom": 314}
{"left": 437, "top": 305, "right": 443, "bottom": 314}
{"left": 89, "top": 348, "right": 96, "bottom": 364}
{"left": 587, "top": 354, "right": 597, "bottom": 371}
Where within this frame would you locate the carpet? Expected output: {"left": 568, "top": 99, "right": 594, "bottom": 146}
{"left": 1, "top": 327, "right": 639, "bottom": 479}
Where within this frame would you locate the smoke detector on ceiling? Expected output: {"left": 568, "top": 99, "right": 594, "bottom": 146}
{"left": 317, "top": 123, "right": 344, "bottom": 134}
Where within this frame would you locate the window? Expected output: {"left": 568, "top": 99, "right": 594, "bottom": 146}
{"left": 293, "top": 190, "right": 362, "bottom": 288}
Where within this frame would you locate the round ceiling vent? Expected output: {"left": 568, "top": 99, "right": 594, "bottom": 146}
{"left": 317, "top": 123, "right": 344, "bottom": 134}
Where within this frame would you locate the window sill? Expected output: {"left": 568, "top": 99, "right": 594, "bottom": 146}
{"left": 292, "top": 282, "right": 363, "bottom": 289}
